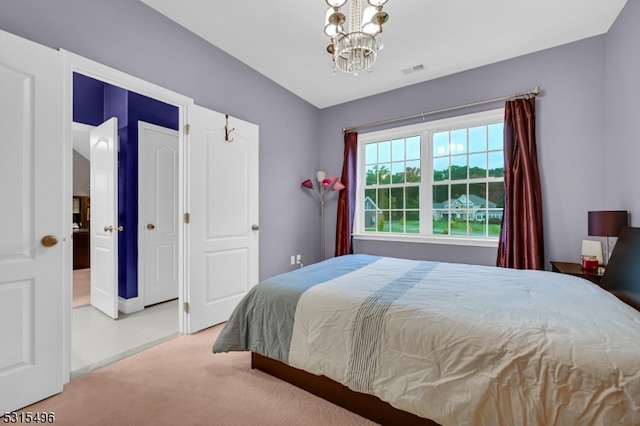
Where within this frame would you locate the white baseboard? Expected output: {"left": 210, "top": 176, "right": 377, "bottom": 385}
{"left": 118, "top": 296, "right": 144, "bottom": 314}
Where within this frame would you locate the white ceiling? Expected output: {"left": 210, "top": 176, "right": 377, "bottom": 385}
{"left": 140, "top": 0, "right": 627, "bottom": 109}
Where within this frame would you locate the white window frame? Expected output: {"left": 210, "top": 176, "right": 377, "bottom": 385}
{"left": 353, "top": 108, "right": 504, "bottom": 248}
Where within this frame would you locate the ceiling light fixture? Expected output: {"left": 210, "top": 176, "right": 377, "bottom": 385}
{"left": 324, "top": 0, "right": 389, "bottom": 76}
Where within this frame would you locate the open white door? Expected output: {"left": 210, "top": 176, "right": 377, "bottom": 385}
{"left": 139, "top": 121, "right": 179, "bottom": 306}
{"left": 0, "top": 29, "right": 64, "bottom": 412}
{"left": 186, "top": 105, "right": 259, "bottom": 333}
{"left": 90, "top": 118, "right": 119, "bottom": 319}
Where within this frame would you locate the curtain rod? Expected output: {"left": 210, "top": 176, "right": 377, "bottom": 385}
{"left": 343, "top": 86, "right": 541, "bottom": 133}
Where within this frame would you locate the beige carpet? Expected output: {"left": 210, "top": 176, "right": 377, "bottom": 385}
{"left": 73, "top": 268, "right": 90, "bottom": 307}
{"left": 23, "top": 324, "right": 376, "bottom": 426}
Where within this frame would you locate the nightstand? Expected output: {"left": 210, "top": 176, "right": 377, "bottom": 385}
{"left": 550, "top": 261, "right": 603, "bottom": 285}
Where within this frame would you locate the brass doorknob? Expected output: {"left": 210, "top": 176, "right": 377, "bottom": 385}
{"left": 117, "top": 226, "right": 124, "bottom": 232}
{"left": 147, "top": 224, "right": 155, "bottom": 230}
{"left": 104, "top": 225, "right": 113, "bottom": 233}
{"left": 41, "top": 235, "right": 58, "bottom": 247}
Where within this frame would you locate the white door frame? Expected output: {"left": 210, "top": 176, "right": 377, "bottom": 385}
{"left": 61, "top": 50, "right": 194, "bottom": 382}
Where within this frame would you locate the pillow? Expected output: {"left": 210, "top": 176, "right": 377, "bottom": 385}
{"left": 599, "top": 226, "right": 640, "bottom": 311}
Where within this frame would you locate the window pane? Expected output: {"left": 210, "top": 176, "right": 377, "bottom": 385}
{"left": 365, "top": 143, "right": 377, "bottom": 164}
{"left": 450, "top": 209, "right": 469, "bottom": 236}
{"left": 488, "top": 181, "right": 504, "bottom": 208}
{"left": 406, "top": 160, "right": 421, "bottom": 183}
{"left": 468, "top": 153, "right": 487, "bottom": 179}
{"left": 377, "top": 211, "right": 390, "bottom": 232}
{"left": 469, "top": 182, "right": 486, "bottom": 208}
{"left": 391, "top": 161, "right": 405, "bottom": 184}
{"left": 451, "top": 183, "right": 467, "bottom": 206}
{"left": 378, "top": 188, "right": 389, "bottom": 209}
{"left": 488, "top": 151, "right": 503, "bottom": 178}
{"left": 406, "top": 136, "right": 420, "bottom": 160}
{"left": 364, "top": 188, "right": 379, "bottom": 232}
{"left": 487, "top": 209, "right": 503, "bottom": 236}
{"left": 406, "top": 186, "right": 419, "bottom": 209}
{"left": 364, "top": 188, "right": 376, "bottom": 205}
{"left": 392, "top": 139, "right": 405, "bottom": 161}
{"left": 433, "top": 131, "right": 449, "bottom": 157}
{"left": 450, "top": 155, "right": 468, "bottom": 180}
{"left": 390, "top": 210, "right": 404, "bottom": 232}
{"left": 488, "top": 123, "right": 503, "bottom": 150}
{"left": 378, "top": 141, "right": 391, "bottom": 163}
{"left": 391, "top": 187, "right": 404, "bottom": 209}
{"left": 379, "top": 163, "right": 391, "bottom": 184}
{"left": 364, "top": 209, "right": 377, "bottom": 231}
{"left": 433, "top": 157, "right": 449, "bottom": 181}
{"left": 406, "top": 210, "right": 419, "bottom": 234}
{"left": 365, "top": 164, "right": 378, "bottom": 185}
{"left": 469, "top": 218, "right": 486, "bottom": 237}
{"left": 450, "top": 129, "right": 467, "bottom": 154}
{"left": 433, "top": 184, "right": 448, "bottom": 204}
{"left": 469, "top": 126, "right": 487, "bottom": 152}
{"left": 433, "top": 213, "right": 449, "bottom": 235}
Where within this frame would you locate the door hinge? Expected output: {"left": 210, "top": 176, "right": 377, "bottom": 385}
{"left": 184, "top": 123, "right": 190, "bottom": 135}
{"left": 184, "top": 302, "right": 190, "bottom": 314}
{"left": 184, "top": 212, "right": 190, "bottom": 224}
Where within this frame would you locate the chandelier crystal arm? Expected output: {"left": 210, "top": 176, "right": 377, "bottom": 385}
{"left": 324, "top": 0, "right": 389, "bottom": 76}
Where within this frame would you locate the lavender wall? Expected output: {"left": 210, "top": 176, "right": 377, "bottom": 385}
{"left": 0, "top": 0, "right": 320, "bottom": 280}
{"left": 319, "top": 36, "right": 609, "bottom": 268}
{"left": 605, "top": 1, "right": 640, "bottom": 225}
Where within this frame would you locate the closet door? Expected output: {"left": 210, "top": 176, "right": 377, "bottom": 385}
{"left": 0, "top": 29, "right": 64, "bottom": 412}
{"left": 186, "top": 105, "right": 259, "bottom": 333}
{"left": 89, "top": 117, "right": 119, "bottom": 319}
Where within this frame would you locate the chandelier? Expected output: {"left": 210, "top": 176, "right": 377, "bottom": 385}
{"left": 324, "top": 0, "right": 389, "bottom": 76}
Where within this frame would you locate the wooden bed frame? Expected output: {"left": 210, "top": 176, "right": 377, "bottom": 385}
{"left": 250, "top": 227, "right": 640, "bottom": 425}
{"left": 251, "top": 352, "right": 439, "bottom": 426}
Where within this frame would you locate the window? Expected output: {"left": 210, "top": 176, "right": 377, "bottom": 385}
{"left": 355, "top": 109, "right": 504, "bottom": 247}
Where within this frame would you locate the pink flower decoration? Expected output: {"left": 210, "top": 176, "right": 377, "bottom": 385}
{"left": 333, "top": 182, "right": 345, "bottom": 191}
{"left": 322, "top": 178, "right": 332, "bottom": 189}
{"left": 301, "top": 179, "right": 313, "bottom": 189}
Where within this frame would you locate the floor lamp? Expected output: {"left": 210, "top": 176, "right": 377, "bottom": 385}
{"left": 301, "top": 171, "right": 345, "bottom": 260}
{"left": 588, "top": 210, "right": 628, "bottom": 265}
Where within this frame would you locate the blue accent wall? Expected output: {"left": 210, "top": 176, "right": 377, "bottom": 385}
{"left": 72, "top": 73, "right": 178, "bottom": 300}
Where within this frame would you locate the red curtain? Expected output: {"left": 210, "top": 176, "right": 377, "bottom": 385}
{"left": 335, "top": 131, "right": 358, "bottom": 256}
{"left": 497, "top": 97, "right": 544, "bottom": 269}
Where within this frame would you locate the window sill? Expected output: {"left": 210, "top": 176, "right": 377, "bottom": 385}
{"left": 353, "top": 233, "right": 499, "bottom": 248}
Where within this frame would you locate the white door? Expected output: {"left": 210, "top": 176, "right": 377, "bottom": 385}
{"left": 90, "top": 118, "right": 119, "bottom": 319}
{"left": 0, "top": 29, "right": 64, "bottom": 412}
{"left": 139, "top": 121, "right": 179, "bottom": 306}
{"left": 187, "top": 105, "right": 259, "bottom": 333}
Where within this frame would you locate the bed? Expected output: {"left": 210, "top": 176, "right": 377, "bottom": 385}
{"left": 212, "top": 227, "right": 640, "bottom": 425}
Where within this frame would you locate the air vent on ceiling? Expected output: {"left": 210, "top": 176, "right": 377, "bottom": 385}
{"left": 401, "top": 64, "right": 426, "bottom": 76}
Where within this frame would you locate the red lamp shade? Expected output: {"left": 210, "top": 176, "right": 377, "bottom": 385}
{"left": 301, "top": 179, "right": 313, "bottom": 189}
{"left": 322, "top": 178, "right": 332, "bottom": 189}
{"left": 588, "top": 210, "right": 628, "bottom": 237}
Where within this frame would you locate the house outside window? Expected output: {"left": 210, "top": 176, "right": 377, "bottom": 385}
{"left": 354, "top": 109, "right": 504, "bottom": 247}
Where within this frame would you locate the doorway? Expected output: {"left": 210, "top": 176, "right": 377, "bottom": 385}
{"left": 69, "top": 71, "right": 184, "bottom": 376}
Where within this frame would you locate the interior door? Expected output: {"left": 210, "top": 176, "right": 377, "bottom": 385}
{"left": 187, "top": 105, "right": 259, "bottom": 333}
{"left": 139, "top": 121, "right": 179, "bottom": 306}
{"left": 0, "top": 29, "right": 64, "bottom": 412}
{"left": 90, "top": 118, "right": 119, "bottom": 319}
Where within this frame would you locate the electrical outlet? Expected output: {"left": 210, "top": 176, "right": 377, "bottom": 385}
{"left": 290, "top": 255, "right": 295, "bottom": 265}
{"left": 296, "top": 254, "right": 302, "bottom": 264}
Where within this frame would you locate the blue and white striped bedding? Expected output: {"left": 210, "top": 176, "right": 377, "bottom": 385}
{"left": 213, "top": 254, "right": 640, "bottom": 425}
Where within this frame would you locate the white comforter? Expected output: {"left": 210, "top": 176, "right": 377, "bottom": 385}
{"left": 288, "top": 257, "right": 640, "bottom": 425}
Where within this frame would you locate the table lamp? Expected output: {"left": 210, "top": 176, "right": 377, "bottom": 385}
{"left": 588, "top": 210, "right": 628, "bottom": 265}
